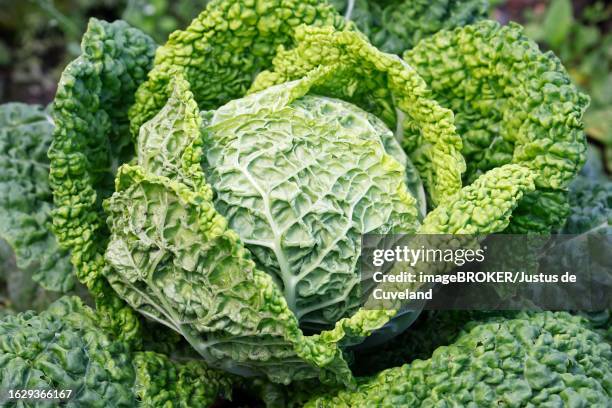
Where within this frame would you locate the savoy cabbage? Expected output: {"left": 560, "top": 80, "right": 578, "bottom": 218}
{"left": 0, "top": 0, "right": 608, "bottom": 406}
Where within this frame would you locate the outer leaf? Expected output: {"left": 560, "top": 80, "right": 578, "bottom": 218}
{"left": 305, "top": 312, "right": 612, "bottom": 407}
{"left": 404, "top": 21, "right": 589, "bottom": 232}
{"left": 105, "top": 76, "right": 393, "bottom": 385}
{"left": 546, "top": 149, "right": 611, "bottom": 327}
{"left": 420, "top": 164, "right": 536, "bottom": 234}
{"left": 0, "top": 103, "right": 73, "bottom": 292}
{"left": 563, "top": 146, "right": 611, "bottom": 234}
{"left": 133, "top": 351, "right": 233, "bottom": 407}
{"left": 0, "top": 297, "right": 136, "bottom": 407}
{"left": 508, "top": 189, "right": 571, "bottom": 233}
{"left": 250, "top": 25, "right": 465, "bottom": 206}
{"left": 48, "top": 18, "right": 157, "bottom": 342}
{"left": 204, "top": 77, "right": 419, "bottom": 326}
{"left": 331, "top": 0, "right": 488, "bottom": 54}
{"left": 0, "top": 297, "right": 232, "bottom": 407}
{"left": 349, "top": 310, "right": 514, "bottom": 377}
{"left": 128, "top": 0, "right": 347, "bottom": 135}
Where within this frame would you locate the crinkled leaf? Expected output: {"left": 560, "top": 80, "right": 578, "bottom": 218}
{"left": 404, "top": 21, "right": 589, "bottom": 232}
{"left": 133, "top": 351, "right": 233, "bottom": 406}
{"left": 330, "top": 0, "right": 488, "bottom": 54}
{"left": 48, "top": 18, "right": 157, "bottom": 342}
{"left": 420, "top": 164, "right": 536, "bottom": 234}
{"left": 0, "top": 296, "right": 232, "bottom": 407}
{"left": 305, "top": 312, "right": 612, "bottom": 407}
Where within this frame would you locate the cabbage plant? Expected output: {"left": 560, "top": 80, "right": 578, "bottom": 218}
{"left": 42, "top": 0, "right": 591, "bottom": 394}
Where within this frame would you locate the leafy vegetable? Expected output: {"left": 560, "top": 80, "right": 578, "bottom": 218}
{"left": 34, "top": 0, "right": 592, "bottom": 402}
{"left": 102, "top": 15, "right": 579, "bottom": 388}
